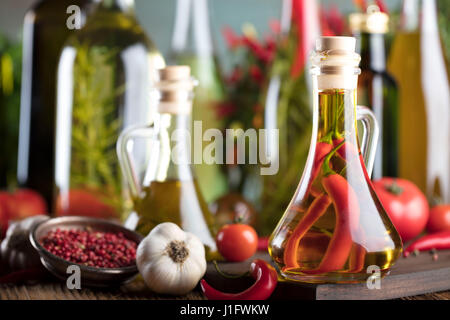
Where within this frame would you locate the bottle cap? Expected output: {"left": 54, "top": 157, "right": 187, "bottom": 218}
{"left": 349, "top": 5, "right": 389, "bottom": 34}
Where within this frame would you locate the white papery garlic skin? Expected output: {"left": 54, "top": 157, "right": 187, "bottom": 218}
{"left": 136, "top": 222, "right": 206, "bottom": 295}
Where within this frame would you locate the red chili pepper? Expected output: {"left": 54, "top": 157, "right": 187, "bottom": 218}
{"left": 301, "top": 141, "right": 360, "bottom": 274}
{"left": 257, "top": 236, "right": 269, "bottom": 251}
{"left": 309, "top": 141, "right": 334, "bottom": 196}
{"left": 283, "top": 193, "right": 331, "bottom": 269}
{"left": 348, "top": 243, "right": 366, "bottom": 272}
{"left": 0, "top": 267, "right": 47, "bottom": 284}
{"left": 200, "top": 259, "right": 278, "bottom": 300}
{"left": 404, "top": 231, "right": 450, "bottom": 257}
{"left": 302, "top": 174, "right": 359, "bottom": 274}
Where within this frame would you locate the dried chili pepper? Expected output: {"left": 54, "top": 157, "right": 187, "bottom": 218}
{"left": 303, "top": 174, "right": 359, "bottom": 274}
{"left": 404, "top": 231, "right": 450, "bottom": 257}
{"left": 348, "top": 243, "right": 366, "bottom": 272}
{"left": 309, "top": 141, "right": 334, "bottom": 196}
{"left": 283, "top": 194, "right": 331, "bottom": 269}
{"left": 302, "top": 141, "right": 360, "bottom": 274}
{"left": 200, "top": 259, "right": 278, "bottom": 300}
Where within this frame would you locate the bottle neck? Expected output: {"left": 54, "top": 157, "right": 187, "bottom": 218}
{"left": 399, "top": 0, "right": 440, "bottom": 32}
{"left": 97, "top": 0, "right": 135, "bottom": 14}
{"left": 359, "top": 32, "right": 386, "bottom": 72}
{"left": 156, "top": 111, "right": 192, "bottom": 164}
{"left": 171, "top": 0, "right": 213, "bottom": 57}
{"left": 314, "top": 87, "right": 359, "bottom": 146}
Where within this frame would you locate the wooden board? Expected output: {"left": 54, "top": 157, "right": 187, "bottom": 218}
{"left": 203, "top": 250, "right": 450, "bottom": 300}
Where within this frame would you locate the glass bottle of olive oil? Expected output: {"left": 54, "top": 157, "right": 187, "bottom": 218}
{"left": 169, "top": 0, "right": 227, "bottom": 204}
{"left": 17, "top": 0, "right": 95, "bottom": 206}
{"left": 117, "top": 66, "right": 220, "bottom": 260}
{"left": 350, "top": 6, "right": 399, "bottom": 179}
{"left": 54, "top": 0, "right": 165, "bottom": 219}
{"left": 388, "top": 0, "right": 450, "bottom": 202}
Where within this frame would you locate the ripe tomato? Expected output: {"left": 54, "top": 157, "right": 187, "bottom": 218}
{"left": 427, "top": 205, "right": 450, "bottom": 233}
{"left": 373, "top": 178, "right": 429, "bottom": 243}
{"left": 216, "top": 224, "right": 258, "bottom": 262}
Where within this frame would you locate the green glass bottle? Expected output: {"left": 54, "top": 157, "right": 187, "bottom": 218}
{"left": 17, "top": 0, "right": 94, "bottom": 205}
{"left": 54, "top": 0, "right": 165, "bottom": 220}
{"left": 259, "top": 0, "right": 320, "bottom": 235}
{"left": 169, "top": 0, "right": 227, "bottom": 203}
{"left": 350, "top": 5, "right": 399, "bottom": 179}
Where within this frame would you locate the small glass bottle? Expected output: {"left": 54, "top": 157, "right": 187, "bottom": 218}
{"left": 349, "top": 5, "right": 399, "bottom": 179}
{"left": 117, "top": 66, "right": 220, "bottom": 260}
{"left": 269, "top": 37, "right": 402, "bottom": 283}
{"left": 54, "top": 0, "right": 164, "bottom": 219}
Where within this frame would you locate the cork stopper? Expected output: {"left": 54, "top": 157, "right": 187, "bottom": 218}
{"left": 315, "top": 36, "right": 356, "bottom": 53}
{"left": 311, "top": 36, "right": 361, "bottom": 90}
{"left": 157, "top": 65, "right": 191, "bottom": 82}
{"left": 154, "top": 66, "right": 196, "bottom": 114}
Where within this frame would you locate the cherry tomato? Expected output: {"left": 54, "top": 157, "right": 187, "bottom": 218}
{"left": 216, "top": 224, "right": 258, "bottom": 262}
{"left": 373, "top": 178, "right": 429, "bottom": 243}
{"left": 427, "top": 205, "right": 450, "bottom": 233}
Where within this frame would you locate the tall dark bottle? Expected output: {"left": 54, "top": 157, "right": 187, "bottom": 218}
{"left": 17, "top": 0, "right": 94, "bottom": 205}
{"left": 349, "top": 5, "right": 399, "bottom": 179}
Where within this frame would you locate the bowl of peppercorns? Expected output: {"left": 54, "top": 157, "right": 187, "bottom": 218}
{"left": 30, "top": 216, "right": 143, "bottom": 287}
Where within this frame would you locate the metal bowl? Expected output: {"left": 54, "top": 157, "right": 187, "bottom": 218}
{"left": 30, "top": 216, "right": 143, "bottom": 288}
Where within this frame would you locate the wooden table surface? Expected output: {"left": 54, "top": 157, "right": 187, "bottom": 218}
{"left": 1, "top": 280, "right": 450, "bottom": 300}
{"left": 2, "top": 251, "right": 450, "bottom": 300}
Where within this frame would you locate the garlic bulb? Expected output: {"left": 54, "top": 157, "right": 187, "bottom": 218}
{"left": 136, "top": 222, "right": 206, "bottom": 295}
{"left": 1, "top": 215, "right": 49, "bottom": 271}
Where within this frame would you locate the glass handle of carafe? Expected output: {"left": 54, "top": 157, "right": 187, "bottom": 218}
{"left": 356, "top": 105, "right": 379, "bottom": 177}
{"left": 116, "top": 124, "right": 155, "bottom": 198}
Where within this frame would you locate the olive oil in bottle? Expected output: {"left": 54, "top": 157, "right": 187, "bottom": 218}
{"left": 118, "top": 66, "right": 220, "bottom": 260}
{"left": 388, "top": 0, "right": 450, "bottom": 202}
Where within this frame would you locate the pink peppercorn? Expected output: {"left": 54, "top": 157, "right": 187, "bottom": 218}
{"left": 41, "top": 228, "right": 137, "bottom": 268}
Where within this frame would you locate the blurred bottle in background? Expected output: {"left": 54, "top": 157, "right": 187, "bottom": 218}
{"left": 169, "top": 0, "right": 228, "bottom": 203}
{"left": 350, "top": 5, "right": 399, "bottom": 179}
{"left": 0, "top": 36, "right": 21, "bottom": 189}
{"left": 258, "top": 0, "right": 320, "bottom": 235}
{"left": 54, "top": 0, "right": 164, "bottom": 219}
{"left": 388, "top": 0, "right": 450, "bottom": 203}
{"left": 17, "top": 0, "right": 95, "bottom": 206}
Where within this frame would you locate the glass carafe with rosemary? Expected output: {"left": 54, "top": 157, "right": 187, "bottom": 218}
{"left": 17, "top": 0, "right": 95, "bottom": 205}
{"left": 54, "top": 0, "right": 165, "bottom": 220}
{"left": 269, "top": 37, "right": 402, "bottom": 283}
{"left": 117, "top": 66, "right": 219, "bottom": 260}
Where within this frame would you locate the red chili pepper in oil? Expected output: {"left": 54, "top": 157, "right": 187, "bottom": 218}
{"left": 200, "top": 259, "right": 278, "bottom": 300}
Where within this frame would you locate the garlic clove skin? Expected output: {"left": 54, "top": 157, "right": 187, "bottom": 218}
{"left": 136, "top": 222, "right": 207, "bottom": 295}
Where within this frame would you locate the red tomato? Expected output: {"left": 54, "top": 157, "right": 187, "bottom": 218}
{"left": 427, "top": 205, "right": 450, "bottom": 233}
{"left": 6, "top": 189, "right": 48, "bottom": 219}
{"left": 0, "top": 193, "right": 10, "bottom": 238}
{"left": 216, "top": 224, "right": 258, "bottom": 262}
{"left": 373, "top": 178, "right": 429, "bottom": 243}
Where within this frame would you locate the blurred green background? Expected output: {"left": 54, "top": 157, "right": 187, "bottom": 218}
{"left": 0, "top": 0, "right": 404, "bottom": 69}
